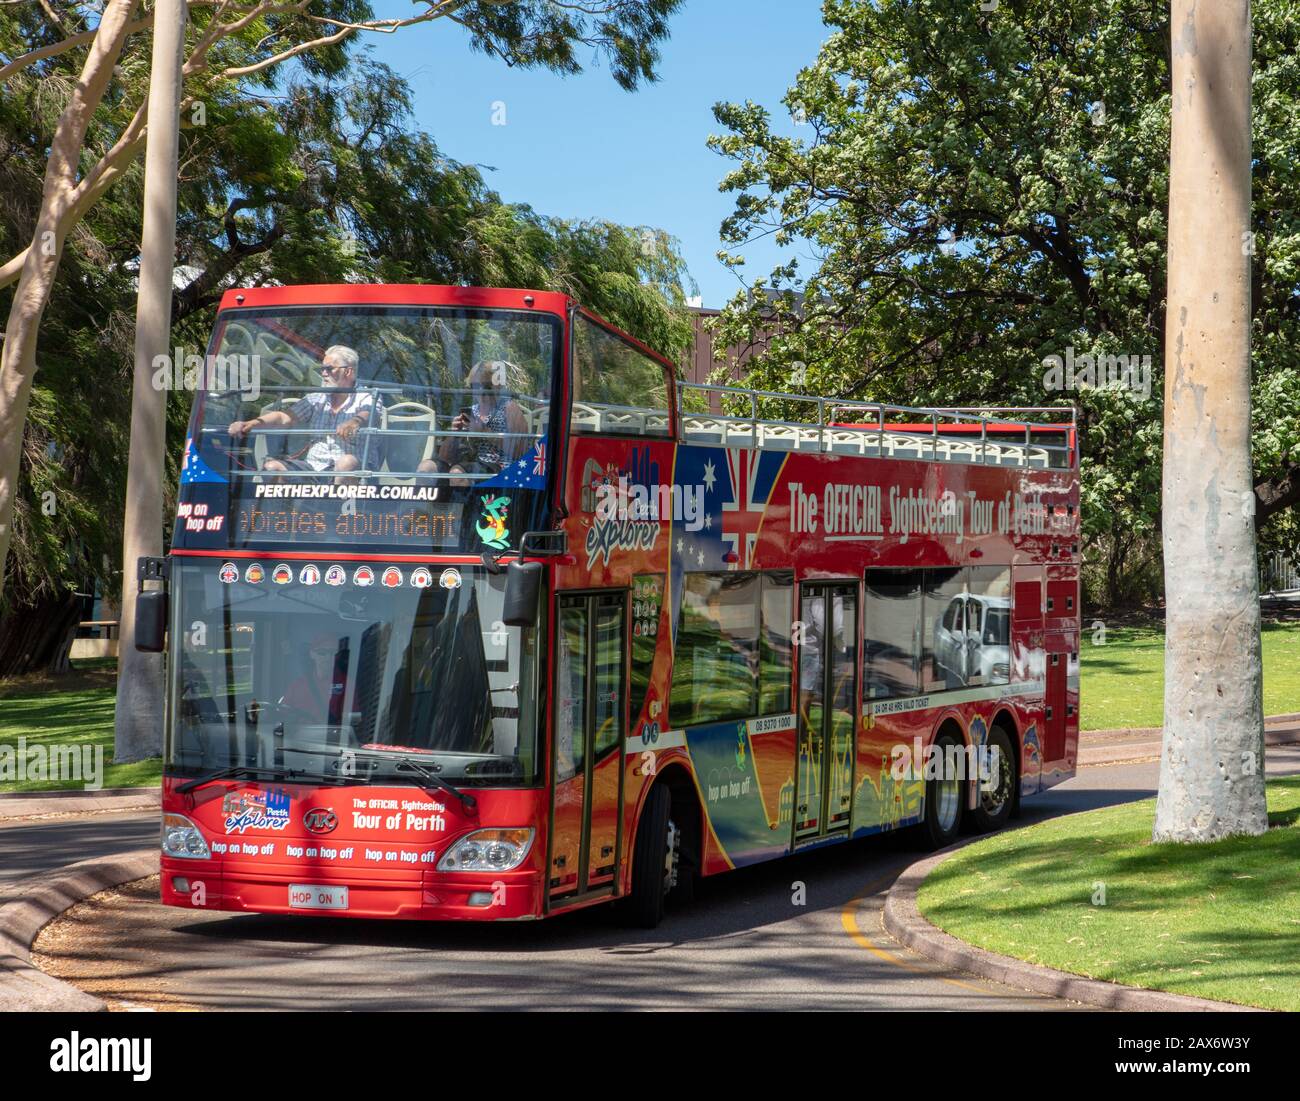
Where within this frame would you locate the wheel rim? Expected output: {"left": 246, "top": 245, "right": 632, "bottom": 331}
{"left": 935, "top": 774, "right": 960, "bottom": 832}
{"left": 663, "top": 817, "right": 680, "bottom": 895}
{"left": 981, "top": 746, "right": 1012, "bottom": 816}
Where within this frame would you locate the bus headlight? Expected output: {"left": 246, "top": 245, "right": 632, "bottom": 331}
{"left": 438, "top": 829, "right": 534, "bottom": 872}
{"left": 161, "top": 813, "right": 211, "bottom": 859}
{"left": 992, "top": 663, "right": 1010, "bottom": 681}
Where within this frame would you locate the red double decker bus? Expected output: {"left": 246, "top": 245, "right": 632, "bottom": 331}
{"left": 139, "top": 284, "right": 1079, "bottom": 928}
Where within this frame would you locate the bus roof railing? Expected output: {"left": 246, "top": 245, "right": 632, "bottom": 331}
{"left": 675, "top": 382, "right": 1076, "bottom": 470}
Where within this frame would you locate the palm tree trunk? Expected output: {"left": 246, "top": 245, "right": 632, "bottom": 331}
{"left": 113, "top": 0, "right": 187, "bottom": 763}
{"left": 1154, "top": 0, "right": 1266, "bottom": 841}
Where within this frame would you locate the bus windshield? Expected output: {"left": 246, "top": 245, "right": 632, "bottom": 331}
{"left": 167, "top": 560, "right": 541, "bottom": 786}
{"left": 180, "top": 305, "right": 559, "bottom": 554}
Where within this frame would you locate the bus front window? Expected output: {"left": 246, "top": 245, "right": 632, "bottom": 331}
{"left": 167, "top": 562, "right": 540, "bottom": 786}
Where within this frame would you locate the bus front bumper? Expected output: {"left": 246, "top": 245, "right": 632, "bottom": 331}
{"left": 159, "top": 858, "right": 543, "bottom": 921}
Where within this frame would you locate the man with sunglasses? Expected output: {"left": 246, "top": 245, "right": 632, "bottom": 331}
{"left": 227, "top": 344, "right": 377, "bottom": 478}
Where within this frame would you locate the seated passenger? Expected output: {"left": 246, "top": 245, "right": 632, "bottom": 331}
{"left": 228, "top": 345, "right": 377, "bottom": 481}
{"left": 417, "top": 360, "right": 529, "bottom": 494}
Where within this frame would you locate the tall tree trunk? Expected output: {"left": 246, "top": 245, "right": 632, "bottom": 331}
{"left": 0, "top": 0, "right": 138, "bottom": 600}
{"left": 114, "top": 0, "right": 187, "bottom": 763}
{"left": 0, "top": 590, "right": 83, "bottom": 677}
{"left": 1154, "top": 0, "right": 1266, "bottom": 841}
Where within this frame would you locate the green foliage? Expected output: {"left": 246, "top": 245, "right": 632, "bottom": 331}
{"left": 708, "top": 0, "right": 1300, "bottom": 605}
{"left": 0, "top": 1, "right": 691, "bottom": 642}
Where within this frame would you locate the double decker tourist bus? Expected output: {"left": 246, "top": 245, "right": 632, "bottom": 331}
{"left": 139, "top": 284, "right": 1079, "bottom": 928}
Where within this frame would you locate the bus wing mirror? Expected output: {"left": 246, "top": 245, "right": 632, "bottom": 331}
{"left": 502, "top": 561, "right": 543, "bottom": 627}
{"left": 135, "top": 591, "right": 169, "bottom": 653}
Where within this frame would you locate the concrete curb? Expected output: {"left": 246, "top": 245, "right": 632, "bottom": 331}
{"left": 0, "top": 788, "right": 160, "bottom": 821}
{"left": 0, "top": 849, "right": 157, "bottom": 1012}
{"left": 882, "top": 843, "right": 1262, "bottom": 1012}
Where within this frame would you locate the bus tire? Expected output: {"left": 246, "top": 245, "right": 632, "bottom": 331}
{"left": 622, "top": 783, "right": 675, "bottom": 929}
{"left": 917, "top": 730, "right": 964, "bottom": 850}
{"left": 969, "top": 725, "right": 1016, "bottom": 834}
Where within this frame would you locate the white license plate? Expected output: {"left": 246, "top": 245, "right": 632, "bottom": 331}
{"left": 289, "top": 884, "right": 348, "bottom": 910}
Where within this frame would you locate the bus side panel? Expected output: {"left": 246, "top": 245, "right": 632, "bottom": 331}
{"left": 853, "top": 709, "right": 925, "bottom": 836}
{"left": 1011, "top": 567, "right": 1045, "bottom": 796}
{"left": 681, "top": 718, "right": 795, "bottom": 871}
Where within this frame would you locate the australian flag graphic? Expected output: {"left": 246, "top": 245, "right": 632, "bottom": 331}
{"left": 180, "top": 436, "right": 226, "bottom": 483}
{"left": 481, "top": 435, "right": 547, "bottom": 491}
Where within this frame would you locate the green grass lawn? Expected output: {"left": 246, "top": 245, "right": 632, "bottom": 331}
{"left": 918, "top": 777, "right": 1300, "bottom": 1010}
{"left": 1080, "top": 619, "right": 1300, "bottom": 730}
{"left": 0, "top": 663, "right": 161, "bottom": 793}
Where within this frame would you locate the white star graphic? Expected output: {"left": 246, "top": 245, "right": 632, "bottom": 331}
{"left": 704, "top": 513, "right": 712, "bottom": 530}
{"left": 702, "top": 458, "right": 717, "bottom": 493}
{"left": 676, "top": 537, "right": 684, "bottom": 553}
{"left": 696, "top": 549, "right": 705, "bottom": 566}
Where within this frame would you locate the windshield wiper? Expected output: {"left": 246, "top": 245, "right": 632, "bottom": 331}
{"left": 393, "top": 758, "right": 477, "bottom": 814}
{"left": 176, "top": 764, "right": 301, "bottom": 795}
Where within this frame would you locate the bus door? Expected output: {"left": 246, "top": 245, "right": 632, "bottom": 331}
{"left": 795, "top": 583, "right": 858, "bottom": 842}
{"left": 549, "top": 592, "right": 626, "bottom": 904}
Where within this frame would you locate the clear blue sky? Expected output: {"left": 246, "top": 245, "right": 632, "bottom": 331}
{"left": 367, "top": 1, "right": 831, "bottom": 308}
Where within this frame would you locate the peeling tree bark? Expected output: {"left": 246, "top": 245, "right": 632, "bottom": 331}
{"left": 1154, "top": 0, "right": 1267, "bottom": 841}
{"left": 0, "top": 0, "right": 138, "bottom": 602}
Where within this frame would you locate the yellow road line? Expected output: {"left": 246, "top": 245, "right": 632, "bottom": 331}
{"left": 839, "top": 876, "right": 1015, "bottom": 996}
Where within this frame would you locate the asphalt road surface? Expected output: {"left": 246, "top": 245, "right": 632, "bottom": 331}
{"left": 16, "top": 749, "right": 1300, "bottom": 1011}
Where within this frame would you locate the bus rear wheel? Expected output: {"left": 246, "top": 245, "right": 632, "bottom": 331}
{"left": 622, "top": 783, "right": 677, "bottom": 929}
{"left": 917, "top": 730, "right": 964, "bottom": 850}
{"left": 969, "top": 725, "right": 1016, "bottom": 833}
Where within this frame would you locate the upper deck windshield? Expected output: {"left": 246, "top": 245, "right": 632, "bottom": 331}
{"left": 167, "top": 560, "right": 541, "bottom": 786}
{"left": 181, "top": 305, "right": 559, "bottom": 553}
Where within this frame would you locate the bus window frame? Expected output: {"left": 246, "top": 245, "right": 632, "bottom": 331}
{"left": 567, "top": 307, "right": 677, "bottom": 441}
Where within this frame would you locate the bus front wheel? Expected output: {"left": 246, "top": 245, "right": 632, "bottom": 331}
{"left": 622, "top": 783, "right": 677, "bottom": 929}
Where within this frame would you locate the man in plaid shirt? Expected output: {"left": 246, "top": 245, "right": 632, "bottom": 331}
{"left": 228, "top": 345, "right": 379, "bottom": 477}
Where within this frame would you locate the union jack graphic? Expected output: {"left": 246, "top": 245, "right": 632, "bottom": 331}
{"left": 722, "top": 448, "right": 768, "bottom": 570}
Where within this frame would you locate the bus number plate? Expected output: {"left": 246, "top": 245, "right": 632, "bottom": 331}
{"left": 289, "top": 884, "right": 348, "bottom": 910}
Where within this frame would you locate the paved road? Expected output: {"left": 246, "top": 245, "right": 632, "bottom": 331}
{"left": 17, "top": 748, "right": 1300, "bottom": 1011}
{"left": 0, "top": 810, "right": 157, "bottom": 905}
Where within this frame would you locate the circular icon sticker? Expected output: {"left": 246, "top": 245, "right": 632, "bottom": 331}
{"left": 272, "top": 564, "right": 293, "bottom": 585}
{"left": 244, "top": 562, "right": 265, "bottom": 584}
{"left": 299, "top": 564, "right": 321, "bottom": 586}
{"left": 381, "top": 567, "right": 403, "bottom": 588}
{"left": 438, "top": 568, "right": 462, "bottom": 590}
{"left": 353, "top": 566, "right": 375, "bottom": 587}
{"left": 410, "top": 567, "right": 433, "bottom": 589}
{"left": 219, "top": 562, "right": 238, "bottom": 584}
{"left": 324, "top": 565, "right": 346, "bottom": 587}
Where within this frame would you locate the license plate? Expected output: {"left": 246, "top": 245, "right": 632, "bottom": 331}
{"left": 289, "top": 884, "right": 348, "bottom": 910}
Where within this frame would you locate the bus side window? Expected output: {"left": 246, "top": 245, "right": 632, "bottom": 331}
{"left": 862, "top": 568, "right": 923, "bottom": 700}
{"left": 570, "top": 312, "right": 672, "bottom": 437}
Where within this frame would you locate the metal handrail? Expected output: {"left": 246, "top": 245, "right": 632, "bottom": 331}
{"left": 675, "top": 381, "right": 1076, "bottom": 469}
